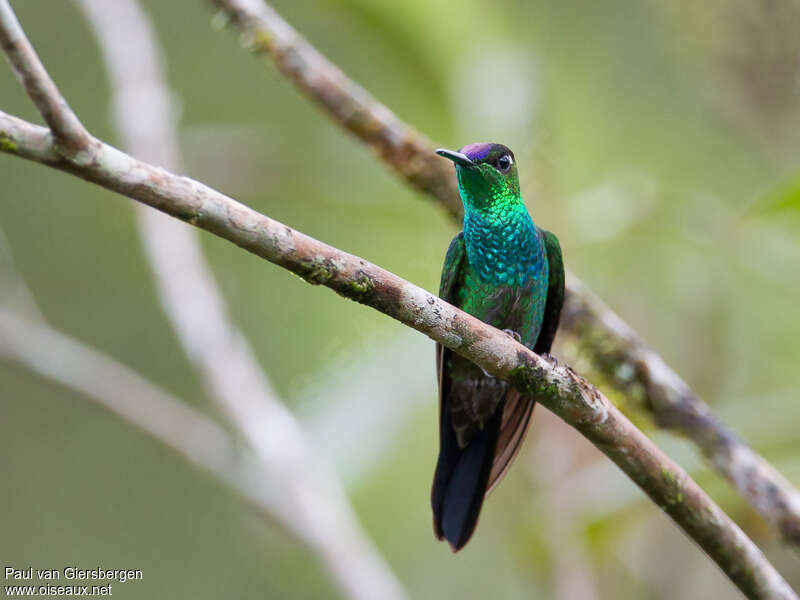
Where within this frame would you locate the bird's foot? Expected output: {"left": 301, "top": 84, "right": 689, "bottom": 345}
{"left": 541, "top": 352, "right": 558, "bottom": 367}
{"left": 503, "top": 329, "right": 522, "bottom": 343}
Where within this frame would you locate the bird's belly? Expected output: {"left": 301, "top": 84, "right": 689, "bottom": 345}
{"left": 456, "top": 266, "right": 548, "bottom": 350}
{"left": 446, "top": 260, "right": 548, "bottom": 446}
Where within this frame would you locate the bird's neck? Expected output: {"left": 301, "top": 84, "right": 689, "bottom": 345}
{"left": 463, "top": 203, "right": 544, "bottom": 286}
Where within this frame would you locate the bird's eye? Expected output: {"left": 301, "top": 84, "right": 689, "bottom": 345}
{"left": 496, "top": 154, "right": 512, "bottom": 173}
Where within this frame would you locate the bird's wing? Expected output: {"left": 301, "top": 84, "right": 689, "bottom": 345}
{"left": 486, "top": 388, "right": 535, "bottom": 493}
{"left": 534, "top": 228, "right": 565, "bottom": 355}
{"left": 435, "top": 232, "right": 466, "bottom": 382}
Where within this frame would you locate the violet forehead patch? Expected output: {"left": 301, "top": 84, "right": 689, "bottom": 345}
{"left": 459, "top": 142, "right": 493, "bottom": 161}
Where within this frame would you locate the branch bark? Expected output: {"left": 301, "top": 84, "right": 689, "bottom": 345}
{"left": 208, "top": 0, "right": 800, "bottom": 546}
{"left": 0, "top": 2, "right": 796, "bottom": 598}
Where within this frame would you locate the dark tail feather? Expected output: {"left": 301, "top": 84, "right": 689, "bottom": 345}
{"left": 432, "top": 403, "right": 502, "bottom": 552}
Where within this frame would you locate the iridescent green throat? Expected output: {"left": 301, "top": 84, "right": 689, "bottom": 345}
{"left": 457, "top": 174, "right": 546, "bottom": 287}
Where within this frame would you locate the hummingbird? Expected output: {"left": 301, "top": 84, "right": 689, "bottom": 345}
{"left": 432, "top": 143, "right": 565, "bottom": 551}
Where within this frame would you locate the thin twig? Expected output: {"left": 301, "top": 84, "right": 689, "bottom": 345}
{"left": 72, "top": 2, "right": 406, "bottom": 599}
{"left": 0, "top": 0, "right": 89, "bottom": 151}
{"left": 208, "top": 0, "right": 800, "bottom": 545}
{"left": 0, "top": 113, "right": 795, "bottom": 600}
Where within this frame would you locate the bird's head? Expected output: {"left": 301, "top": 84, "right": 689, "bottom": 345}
{"left": 436, "top": 142, "right": 521, "bottom": 212}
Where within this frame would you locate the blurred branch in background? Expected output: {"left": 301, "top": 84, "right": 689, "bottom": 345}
{"left": 35, "top": 1, "right": 406, "bottom": 599}
{"left": 0, "top": 244, "right": 377, "bottom": 594}
{"left": 0, "top": 310, "right": 243, "bottom": 526}
{"left": 207, "top": 0, "right": 800, "bottom": 546}
{"left": 0, "top": 5, "right": 795, "bottom": 595}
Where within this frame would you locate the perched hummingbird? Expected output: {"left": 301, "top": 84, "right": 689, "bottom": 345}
{"left": 432, "top": 143, "right": 565, "bottom": 551}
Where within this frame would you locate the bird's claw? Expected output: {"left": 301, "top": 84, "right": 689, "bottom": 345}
{"left": 541, "top": 352, "right": 558, "bottom": 367}
{"left": 503, "top": 329, "right": 522, "bottom": 343}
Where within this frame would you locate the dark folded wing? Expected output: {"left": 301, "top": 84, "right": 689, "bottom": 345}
{"left": 534, "top": 228, "right": 565, "bottom": 355}
{"left": 435, "top": 232, "right": 466, "bottom": 382}
{"left": 432, "top": 233, "right": 468, "bottom": 541}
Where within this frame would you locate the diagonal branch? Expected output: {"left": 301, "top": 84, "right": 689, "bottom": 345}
{"left": 208, "top": 0, "right": 800, "bottom": 546}
{"left": 0, "top": 112, "right": 796, "bottom": 600}
{"left": 0, "top": 2, "right": 796, "bottom": 597}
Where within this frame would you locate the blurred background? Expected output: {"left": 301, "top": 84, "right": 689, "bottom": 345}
{"left": 1, "top": 0, "right": 799, "bottom": 598}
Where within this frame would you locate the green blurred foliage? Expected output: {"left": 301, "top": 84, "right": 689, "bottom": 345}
{"left": 1, "top": 0, "right": 799, "bottom": 598}
{"left": 751, "top": 172, "right": 800, "bottom": 216}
